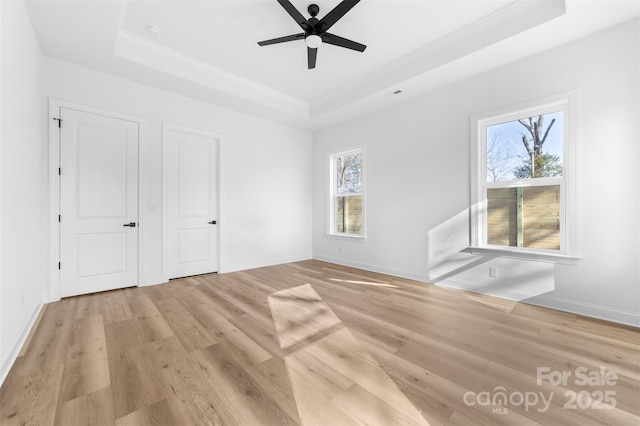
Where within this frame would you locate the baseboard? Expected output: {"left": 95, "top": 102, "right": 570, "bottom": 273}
{"left": 311, "top": 257, "right": 639, "bottom": 327}
{"left": 0, "top": 302, "right": 44, "bottom": 387}
{"left": 221, "top": 254, "right": 312, "bottom": 274}
{"left": 438, "top": 277, "right": 640, "bottom": 327}
{"left": 312, "top": 254, "right": 428, "bottom": 283}
{"left": 525, "top": 293, "right": 640, "bottom": 327}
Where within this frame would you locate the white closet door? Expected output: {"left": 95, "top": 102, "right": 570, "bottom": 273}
{"left": 165, "top": 125, "right": 219, "bottom": 278}
{"left": 59, "top": 108, "right": 139, "bottom": 297}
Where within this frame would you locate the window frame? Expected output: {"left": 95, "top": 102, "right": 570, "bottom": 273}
{"left": 329, "top": 147, "right": 365, "bottom": 239}
{"left": 470, "top": 92, "right": 580, "bottom": 263}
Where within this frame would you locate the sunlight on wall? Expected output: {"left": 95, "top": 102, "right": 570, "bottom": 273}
{"left": 426, "top": 209, "right": 555, "bottom": 301}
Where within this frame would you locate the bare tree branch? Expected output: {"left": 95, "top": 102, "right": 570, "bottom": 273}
{"left": 537, "top": 118, "right": 556, "bottom": 154}
{"left": 521, "top": 134, "right": 533, "bottom": 156}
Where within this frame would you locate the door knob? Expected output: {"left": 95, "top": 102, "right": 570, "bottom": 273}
{"left": 208, "top": 220, "right": 217, "bottom": 225}
{"left": 123, "top": 222, "right": 136, "bottom": 227}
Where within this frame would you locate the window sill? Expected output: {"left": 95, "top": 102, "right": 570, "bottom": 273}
{"left": 466, "top": 246, "right": 581, "bottom": 265}
{"left": 327, "top": 233, "right": 366, "bottom": 241}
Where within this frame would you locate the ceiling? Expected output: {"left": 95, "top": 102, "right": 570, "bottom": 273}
{"left": 24, "top": 0, "right": 639, "bottom": 130}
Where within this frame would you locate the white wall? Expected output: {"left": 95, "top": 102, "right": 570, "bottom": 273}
{"left": 313, "top": 20, "right": 640, "bottom": 326}
{"left": 42, "top": 56, "right": 313, "bottom": 286}
{"left": 0, "top": 0, "right": 312, "bottom": 385}
{"left": 0, "top": 0, "right": 47, "bottom": 383}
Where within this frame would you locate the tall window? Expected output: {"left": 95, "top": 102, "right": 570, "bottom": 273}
{"left": 330, "top": 148, "right": 364, "bottom": 236}
{"left": 471, "top": 93, "right": 578, "bottom": 259}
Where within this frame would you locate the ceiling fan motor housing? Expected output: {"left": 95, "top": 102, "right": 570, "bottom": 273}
{"left": 308, "top": 4, "right": 320, "bottom": 17}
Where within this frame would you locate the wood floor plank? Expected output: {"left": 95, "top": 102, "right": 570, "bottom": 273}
{"left": 332, "top": 304, "right": 415, "bottom": 353}
{"left": 227, "top": 312, "right": 286, "bottom": 358}
{"left": 206, "top": 275, "right": 274, "bottom": 323}
{"left": 192, "top": 344, "right": 298, "bottom": 425}
{"left": 147, "top": 336, "right": 233, "bottom": 426}
{"left": 101, "top": 290, "right": 134, "bottom": 325}
{"left": 394, "top": 377, "right": 454, "bottom": 426}
{"left": 58, "top": 315, "right": 110, "bottom": 403}
{"left": 72, "top": 292, "right": 105, "bottom": 320}
{"left": 188, "top": 301, "right": 272, "bottom": 367}
{"left": 483, "top": 360, "right": 640, "bottom": 426}
{"left": 0, "top": 366, "right": 63, "bottom": 425}
{"left": 16, "top": 298, "right": 75, "bottom": 378}
{"left": 269, "top": 283, "right": 343, "bottom": 349}
{"left": 190, "top": 277, "right": 248, "bottom": 319}
{"left": 244, "top": 357, "right": 300, "bottom": 421}
{"left": 126, "top": 294, "right": 174, "bottom": 344}
{"left": 286, "top": 368, "right": 360, "bottom": 426}
{"left": 366, "top": 340, "right": 541, "bottom": 426}
{"left": 285, "top": 340, "right": 354, "bottom": 400}
{"left": 301, "top": 327, "right": 426, "bottom": 422}
{"left": 332, "top": 383, "right": 428, "bottom": 426}
{"left": 114, "top": 398, "right": 184, "bottom": 426}
{"left": 0, "top": 259, "right": 637, "bottom": 426}
{"left": 55, "top": 386, "right": 115, "bottom": 426}
{"left": 155, "top": 297, "right": 217, "bottom": 353}
{"left": 104, "top": 318, "right": 165, "bottom": 419}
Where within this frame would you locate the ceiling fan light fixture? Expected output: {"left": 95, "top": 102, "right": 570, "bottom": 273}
{"left": 305, "top": 34, "right": 322, "bottom": 49}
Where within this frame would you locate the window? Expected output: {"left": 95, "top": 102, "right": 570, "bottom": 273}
{"left": 330, "top": 148, "right": 364, "bottom": 237}
{"left": 470, "top": 93, "right": 579, "bottom": 261}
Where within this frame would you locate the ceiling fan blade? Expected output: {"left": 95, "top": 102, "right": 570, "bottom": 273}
{"left": 322, "top": 33, "right": 366, "bottom": 52}
{"left": 317, "top": 0, "right": 360, "bottom": 32}
{"left": 277, "top": 0, "right": 309, "bottom": 30}
{"left": 258, "top": 33, "right": 305, "bottom": 46}
{"left": 307, "top": 47, "right": 317, "bottom": 69}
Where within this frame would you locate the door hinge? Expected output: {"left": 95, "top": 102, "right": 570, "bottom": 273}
{"left": 58, "top": 262, "right": 61, "bottom": 270}
{"left": 58, "top": 167, "right": 61, "bottom": 175}
{"left": 53, "top": 117, "right": 62, "bottom": 128}
{"left": 58, "top": 214, "right": 61, "bottom": 222}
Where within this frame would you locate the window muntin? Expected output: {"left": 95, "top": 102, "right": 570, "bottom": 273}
{"left": 471, "top": 94, "right": 578, "bottom": 260}
{"left": 330, "top": 149, "right": 364, "bottom": 237}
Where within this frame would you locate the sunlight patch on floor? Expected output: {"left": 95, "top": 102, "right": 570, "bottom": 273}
{"left": 269, "top": 284, "right": 430, "bottom": 426}
{"left": 268, "top": 284, "right": 342, "bottom": 349}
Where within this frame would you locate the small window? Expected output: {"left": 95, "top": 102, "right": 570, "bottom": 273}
{"left": 330, "top": 148, "right": 364, "bottom": 237}
{"left": 471, "top": 93, "right": 579, "bottom": 260}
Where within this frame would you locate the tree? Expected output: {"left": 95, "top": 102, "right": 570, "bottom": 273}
{"left": 513, "top": 153, "right": 562, "bottom": 179}
{"left": 486, "top": 130, "right": 518, "bottom": 182}
{"left": 517, "top": 115, "right": 558, "bottom": 178}
{"left": 337, "top": 153, "right": 362, "bottom": 191}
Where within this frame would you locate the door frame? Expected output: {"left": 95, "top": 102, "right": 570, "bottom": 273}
{"left": 48, "top": 98, "right": 144, "bottom": 302}
{"left": 161, "top": 122, "right": 222, "bottom": 281}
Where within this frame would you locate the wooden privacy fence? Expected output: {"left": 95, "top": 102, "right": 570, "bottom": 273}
{"left": 487, "top": 185, "right": 560, "bottom": 250}
{"left": 336, "top": 195, "right": 362, "bottom": 235}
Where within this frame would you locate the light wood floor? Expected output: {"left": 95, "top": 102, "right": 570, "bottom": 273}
{"left": 0, "top": 260, "right": 638, "bottom": 425}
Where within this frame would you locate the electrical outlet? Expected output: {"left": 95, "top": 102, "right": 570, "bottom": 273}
{"left": 489, "top": 267, "right": 498, "bottom": 278}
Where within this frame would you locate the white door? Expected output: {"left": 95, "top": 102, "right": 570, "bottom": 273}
{"left": 59, "top": 108, "right": 139, "bottom": 298}
{"left": 165, "top": 125, "right": 219, "bottom": 279}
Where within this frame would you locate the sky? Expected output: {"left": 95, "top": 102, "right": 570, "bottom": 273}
{"left": 486, "top": 110, "right": 563, "bottom": 181}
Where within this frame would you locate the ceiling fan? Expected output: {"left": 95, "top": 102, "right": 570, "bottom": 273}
{"left": 257, "top": 0, "right": 366, "bottom": 69}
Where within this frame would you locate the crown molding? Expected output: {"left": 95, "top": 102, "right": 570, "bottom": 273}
{"left": 113, "top": 29, "right": 310, "bottom": 121}
{"left": 310, "top": 0, "right": 566, "bottom": 120}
